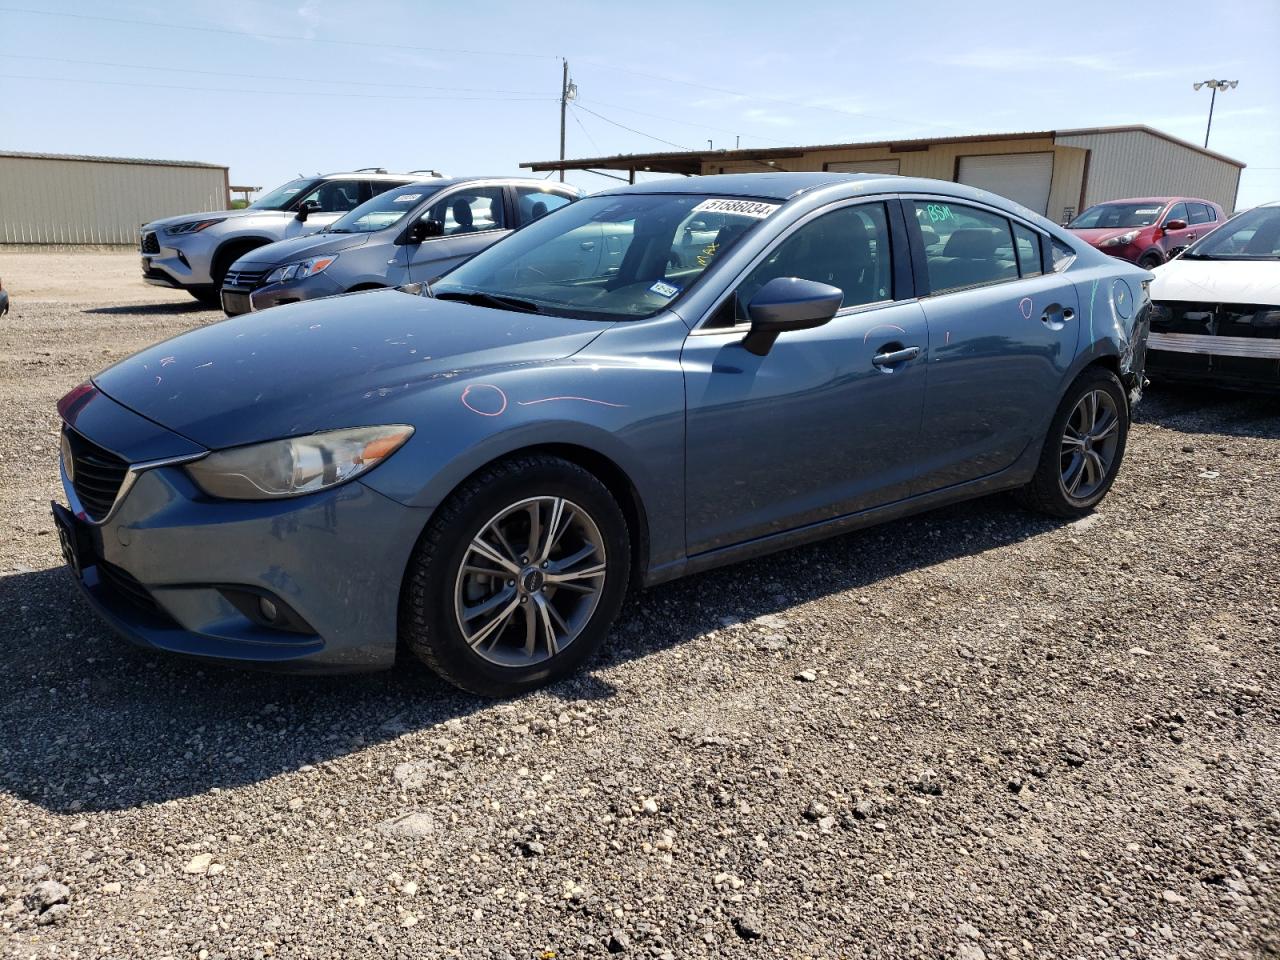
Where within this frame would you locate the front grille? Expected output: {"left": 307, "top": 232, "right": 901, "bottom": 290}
{"left": 141, "top": 232, "right": 160, "bottom": 254}
{"left": 63, "top": 429, "right": 129, "bottom": 521}
{"left": 221, "top": 267, "right": 269, "bottom": 289}
{"left": 96, "top": 560, "right": 163, "bottom": 616}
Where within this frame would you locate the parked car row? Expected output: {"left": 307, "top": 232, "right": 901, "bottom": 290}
{"left": 1066, "top": 195, "right": 1225, "bottom": 268}
{"left": 74, "top": 172, "right": 1155, "bottom": 695}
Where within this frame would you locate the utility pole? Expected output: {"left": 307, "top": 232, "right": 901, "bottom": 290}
{"left": 1193, "top": 79, "right": 1238, "bottom": 148}
{"left": 558, "top": 60, "right": 577, "bottom": 183}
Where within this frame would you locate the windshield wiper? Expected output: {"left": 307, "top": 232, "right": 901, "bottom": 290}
{"left": 434, "top": 290, "right": 541, "bottom": 314}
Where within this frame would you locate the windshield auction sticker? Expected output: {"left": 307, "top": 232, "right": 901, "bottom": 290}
{"left": 691, "top": 198, "right": 780, "bottom": 219}
{"left": 393, "top": 194, "right": 423, "bottom": 203}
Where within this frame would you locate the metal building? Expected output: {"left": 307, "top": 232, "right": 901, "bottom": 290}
{"left": 0, "top": 151, "right": 229, "bottom": 245}
{"left": 523, "top": 125, "right": 1244, "bottom": 223}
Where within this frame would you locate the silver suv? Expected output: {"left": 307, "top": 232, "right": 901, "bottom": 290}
{"left": 220, "top": 178, "right": 581, "bottom": 316}
{"left": 139, "top": 168, "right": 444, "bottom": 306}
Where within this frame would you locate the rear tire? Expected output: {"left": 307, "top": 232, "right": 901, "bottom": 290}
{"left": 1015, "top": 367, "right": 1129, "bottom": 518}
{"left": 401, "top": 455, "right": 631, "bottom": 697}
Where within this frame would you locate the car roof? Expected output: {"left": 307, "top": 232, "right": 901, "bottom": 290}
{"left": 1098, "top": 196, "right": 1216, "bottom": 206}
{"left": 382, "top": 177, "right": 582, "bottom": 193}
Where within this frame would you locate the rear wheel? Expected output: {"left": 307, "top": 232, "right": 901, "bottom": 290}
{"left": 401, "top": 455, "right": 630, "bottom": 697}
{"left": 1016, "top": 367, "right": 1129, "bottom": 518}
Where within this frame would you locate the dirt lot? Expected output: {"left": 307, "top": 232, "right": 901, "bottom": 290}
{"left": 1, "top": 254, "right": 1277, "bottom": 959}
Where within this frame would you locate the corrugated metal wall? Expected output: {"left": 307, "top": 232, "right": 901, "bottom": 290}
{"left": 1054, "top": 130, "right": 1242, "bottom": 213}
{"left": 0, "top": 156, "right": 228, "bottom": 244}
{"left": 701, "top": 137, "right": 1088, "bottom": 223}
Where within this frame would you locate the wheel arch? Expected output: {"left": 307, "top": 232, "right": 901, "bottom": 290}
{"left": 212, "top": 236, "right": 276, "bottom": 279}
{"left": 346, "top": 282, "right": 388, "bottom": 293}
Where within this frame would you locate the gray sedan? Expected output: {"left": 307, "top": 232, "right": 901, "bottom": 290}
{"left": 219, "top": 178, "right": 581, "bottom": 315}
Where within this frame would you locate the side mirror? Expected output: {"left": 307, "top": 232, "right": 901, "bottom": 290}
{"left": 401, "top": 219, "right": 444, "bottom": 245}
{"left": 294, "top": 200, "right": 320, "bottom": 222}
{"left": 741, "top": 277, "right": 843, "bottom": 356}
{"left": 1163, "top": 218, "right": 1188, "bottom": 232}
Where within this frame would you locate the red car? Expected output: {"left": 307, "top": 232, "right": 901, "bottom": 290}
{"left": 1067, "top": 196, "right": 1226, "bottom": 269}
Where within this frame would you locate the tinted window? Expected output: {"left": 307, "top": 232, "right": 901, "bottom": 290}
{"left": 1187, "top": 202, "right": 1212, "bottom": 225}
{"left": 517, "top": 187, "right": 575, "bottom": 225}
{"left": 735, "top": 203, "right": 893, "bottom": 321}
{"left": 913, "top": 201, "right": 1016, "bottom": 294}
{"left": 1165, "top": 202, "right": 1188, "bottom": 224}
{"left": 297, "top": 180, "right": 363, "bottom": 213}
{"left": 423, "top": 187, "right": 506, "bottom": 236}
{"left": 1183, "top": 206, "right": 1280, "bottom": 260}
{"left": 367, "top": 180, "right": 405, "bottom": 199}
{"left": 1012, "top": 223, "right": 1044, "bottom": 278}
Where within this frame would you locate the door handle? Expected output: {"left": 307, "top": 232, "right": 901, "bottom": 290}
{"left": 872, "top": 345, "right": 920, "bottom": 368}
{"left": 580, "top": 241, "right": 596, "bottom": 251}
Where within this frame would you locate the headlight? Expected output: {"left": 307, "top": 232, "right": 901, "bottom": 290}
{"left": 265, "top": 254, "right": 340, "bottom": 285}
{"left": 186, "top": 425, "right": 413, "bottom": 500}
{"left": 165, "top": 219, "right": 225, "bottom": 236}
{"left": 1100, "top": 231, "right": 1139, "bottom": 247}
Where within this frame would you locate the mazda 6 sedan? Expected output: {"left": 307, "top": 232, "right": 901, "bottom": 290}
{"left": 54, "top": 173, "right": 1151, "bottom": 696}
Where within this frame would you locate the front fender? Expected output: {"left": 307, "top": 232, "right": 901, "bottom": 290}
{"left": 359, "top": 316, "right": 688, "bottom": 573}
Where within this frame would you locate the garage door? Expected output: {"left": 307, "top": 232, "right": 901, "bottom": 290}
{"left": 825, "top": 159, "right": 901, "bottom": 175}
{"left": 956, "top": 153, "right": 1053, "bottom": 215}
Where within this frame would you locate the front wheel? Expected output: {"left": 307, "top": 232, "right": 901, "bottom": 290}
{"left": 188, "top": 287, "right": 221, "bottom": 308}
{"left": 1138, "top": 252, "right": 1163, "bottom": 270}
{"left": 401, "top": 455, "right": 631, "bottom": 697}
{"left": 1016, "top": 367, "right": 1129, "bottom": 518}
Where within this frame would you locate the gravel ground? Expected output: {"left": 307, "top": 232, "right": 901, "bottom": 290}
{"left": 1, "top": 279, "right": 1278, "bottom": 959}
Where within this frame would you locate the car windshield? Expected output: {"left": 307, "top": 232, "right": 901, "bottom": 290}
{"left": 1181, "top": 206, "right": 1280, "bottom": 260}
{"left": 1068, "top": 202, "right": 1166, "bottom": 229}
{"left": 431, "top": 193, "right": 778, "bottom": 320}
{"left": 326, "top": 186, "right": 437, "bottom": 234}
{"left": 250, "top": 178, "right": 319, "bottom": 211}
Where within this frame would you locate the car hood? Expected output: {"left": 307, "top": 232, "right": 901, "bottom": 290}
{"left": 1150, "top": 258, "right": 1280, "bottom": 306}
{"left": 143, "top": 208, "right": 267, "bottom": 231}
{"left": 1069, "top": 227, "right": 1144, "bottom": 246}
{"left": 92, "top": 291, "right": 613, "bottom": 450}
{"left": 231, "top": 231, "right": 372, "bottom": 268}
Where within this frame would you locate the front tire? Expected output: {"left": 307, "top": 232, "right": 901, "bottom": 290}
{"left": 401, "top": 455, "right": 631, "bottom": 697}
{"left": 1016, "top": 367, "right": 1129, "bottom": 518}
{"left": 188, "top": 287, "right": 221, "bottom": 308}
{"left": 1138, "top": 252, "right": 1163, "bottom": 270}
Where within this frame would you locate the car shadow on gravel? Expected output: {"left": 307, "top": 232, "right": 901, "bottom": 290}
{"left": 83, "top": 302, "right": 215, "bottom": 316}
{"left": 0, "top": 494, "right": 1063, "bottom": 814}
{"left": 1136, "top": 384, "right": 1280, "bottom": 438}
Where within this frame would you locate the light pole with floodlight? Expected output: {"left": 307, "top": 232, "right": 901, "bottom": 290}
{"left": 1193, "top": 79, "right": 1238, "bottom": 148}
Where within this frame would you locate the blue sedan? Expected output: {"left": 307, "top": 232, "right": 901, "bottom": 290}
{"left": 53, "top": 173, "right": 1151, "bottom": 696}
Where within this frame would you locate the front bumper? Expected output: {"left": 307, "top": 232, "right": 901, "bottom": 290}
{"left": 139, "top": 229, "right": 218, "bottom": 289}
{"left": 57, "top": 392, "right": 429, "bottom": 672}
{"left": 222, "top": 271, "right": 345, "bottom": 316}
{"left": 1146, "top": 331, "right": 1280, "bottom": 392}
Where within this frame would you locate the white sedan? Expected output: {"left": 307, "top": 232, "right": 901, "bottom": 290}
{"left": 1147, "top": 200, "right": 1280, "bottom": 392}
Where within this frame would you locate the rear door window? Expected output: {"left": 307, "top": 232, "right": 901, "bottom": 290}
{"left": 516, "top": 187, "right": 575, "bottom": 225}
{"left": 1187, "top": 202, "right": 1212, "bottom": 225}
{"left": 912, "top": 201, "right": 1017, "bottom": 294}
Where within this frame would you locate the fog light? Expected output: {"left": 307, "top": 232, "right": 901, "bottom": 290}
{"left": 258, "top": 597, "right": 278, "bottom": 622}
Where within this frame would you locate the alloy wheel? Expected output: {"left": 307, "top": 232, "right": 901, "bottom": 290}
{"left": 1059, "top": 389, "right": 1121, "bottom": 501}
{"left": 453, "top": 496, "right": 607, "bottom": 667}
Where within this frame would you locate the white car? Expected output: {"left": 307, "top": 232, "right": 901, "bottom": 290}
{"left": 1147, "top": 201, "right": 1280, "bottom": 392}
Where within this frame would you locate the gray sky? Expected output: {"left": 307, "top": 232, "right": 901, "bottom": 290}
{"left": 1, "top": 0, "right": 1276, "bottom": 207}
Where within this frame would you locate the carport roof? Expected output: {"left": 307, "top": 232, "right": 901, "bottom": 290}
{"left": 522, "top": 124, "right": 1245, "bottom": 176}
{"left": 0, "top": 150, "right": 228, "bottom": 170}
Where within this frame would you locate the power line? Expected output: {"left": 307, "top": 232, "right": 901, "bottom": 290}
{"left": 573, "top": 60, "right": 967, "bottom": 134}
{"left": 571, "top": 104, "right": 690, "bottom": 151}
{"left": 578, "top": 96, "right": 793, "bottom": 146}
{"left": 0, "top": 74, "right": 554, "bottom": 103}
{"left": 568, "top": 105, "right": 602, "bottom": 154}
{"left": 4, "top": 54, "right": 545, "bottom": 97}
{"left": 0, "top": 6, "right": 559, "bottom": 59}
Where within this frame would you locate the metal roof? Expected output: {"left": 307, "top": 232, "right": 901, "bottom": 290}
{"left": 0, "top": 150, "right": 227, "bottom": 170}
{"left": 522, "top": 124, "right": 1246, "bottom": 176}
{"left": 592, "top": 171, "right": 869, "bottom": 200}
